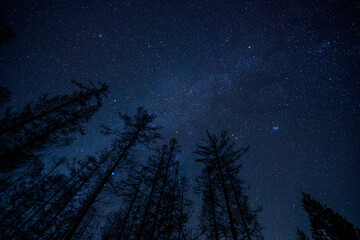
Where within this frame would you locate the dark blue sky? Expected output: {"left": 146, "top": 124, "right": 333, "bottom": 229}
{"left": 1, "top": 1, "right": 359, "bottom": 239}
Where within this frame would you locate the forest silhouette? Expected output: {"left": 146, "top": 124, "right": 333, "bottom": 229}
{"left": 0, "top": 83, "right": 359, "bottom": 240}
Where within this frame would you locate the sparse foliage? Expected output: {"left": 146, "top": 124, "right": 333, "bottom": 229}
{"left": 195, "top": 131, "right": 263, "bottom": 240}
{"left": 0, "top": 80, "right": 108, "bottom": 172}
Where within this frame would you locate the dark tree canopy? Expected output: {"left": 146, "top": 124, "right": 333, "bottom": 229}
{"left": 298, "top": 192, "right": 360, "bottom": 240}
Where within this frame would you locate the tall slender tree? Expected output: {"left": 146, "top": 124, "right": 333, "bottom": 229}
{"left": 0, "top": 80, "right": 108, "bottom": 172}
{"left": 101, "top": 166, "right": 146, "bottom": 240}
{"left": 196, "top": 166, "right": 221, "bottom": 240}
{"left": 0, "top": 151, "right": 111, "bottom": 239}
{"left": 102, "top": 138, "right": 193, "bottom": 240}
{"left": 135, "top": 139, "right": 177, "bottom": 239}
{"left": 147, "top": 139, "right": 178, "bottom": 239}
{"left": 63, "top": 107, "right": 161, "bottom": 240}
{"left": 195, "top": 130, "right": 263, "bottom": 240}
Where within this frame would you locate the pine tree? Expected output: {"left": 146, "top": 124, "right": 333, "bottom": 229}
{"left": 102, "top": 166, "right": 146, "bottom": 239}
{"left": 0, "top": 80, "right": 108, "bottom": 172}
{"left": 136, "top": 139, "right": 178, "bottom": 239}
{"left": 174, "top": 175, "right": 193, "bottom": 240}
{"left": 63, "top": 107, "right": 161, "bottom": 240}
{"left": 195, "top": 130, "right": 263, "bottom": 240}
{"left": 0, "top": 152, "right": 111, "bottom": 239}
{"left": 300, "top": 192, "right": 360, "bottom": 240}
{"left": 196, "top": 166, "right": 221, "bottom": 240}
{"left": 102, "top": 139, "right": 193, "bottom": 240}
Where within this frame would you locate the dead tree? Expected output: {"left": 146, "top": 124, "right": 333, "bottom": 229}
{"left": 0, "top": 80, "right": 108, "bottom": 172}
{"left": 195, "top": 131, "right": 263, "bottom": 240}
{"left": 63, "top": 107, "right": 160, "bottom": 240}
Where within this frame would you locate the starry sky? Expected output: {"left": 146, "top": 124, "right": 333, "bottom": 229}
{"left": 1, "top": 1, "right": 359, "bottom": 239}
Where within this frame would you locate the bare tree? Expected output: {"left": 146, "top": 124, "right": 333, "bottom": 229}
{"left": 0, "top": 80, "right": 108, "bottom": 172}
{"left": 63, "top": 107, "right": 161, "bottom": 240}
{"left": 195, "top": 131, "right": 263, "bottom": 240}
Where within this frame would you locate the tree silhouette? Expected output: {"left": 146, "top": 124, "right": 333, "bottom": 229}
{"left": 0, "top": 152, "right": 113, "bottom": 239}
{"left": 102, "top": 139, "right": 193, "bottom": 239}
{"left": 63, "top": 107, "right": 161, "bottom": 240}
{"left": 136, "top": 139, "right": 179, "bottom": 239}
{"left": 0, "top": 80, "right": 108, "bottom": 172}
{"left": 298, "top": 192, "right": 360, "bottom": 240}
{"left": 195, "top": 130, "right": 263, "bottom": 240}
{"left": 102, "top": 165, "right": 146, "bottom": 240}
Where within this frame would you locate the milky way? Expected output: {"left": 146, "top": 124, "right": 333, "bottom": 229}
{"left": 1, "top": 1, "right": 359, "bottom": 239}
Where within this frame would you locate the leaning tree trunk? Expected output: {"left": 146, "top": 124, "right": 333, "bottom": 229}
{"left": 214, "top": 147, "right": 238, "bottom": 240}
{"left": 119, "top": 178, "right": 142, "bottom": 238}
{"left": 0, "top": 83, "right": 106, "bottom": 136}
{"left": 136, "top": 150, "right": 166, "bottom": 240}
{"left": 63, "top": 138, "right": 136, "bottom": 240}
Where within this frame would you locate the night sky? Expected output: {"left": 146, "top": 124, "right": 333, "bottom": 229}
{"left": 1, "top": 1, "right": 360, "bottom": 239}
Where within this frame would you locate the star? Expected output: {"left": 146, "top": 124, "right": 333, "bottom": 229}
{"left": 272, "top": 126, "right": 279, "bottom": 131}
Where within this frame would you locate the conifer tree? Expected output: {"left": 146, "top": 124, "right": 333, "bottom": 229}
{"left": 298, "top": 192, "right": 360, "bottom": 240}
{"left": 0, "top": 152, "right": 111, "bottom": 239}
{"left": 0, "top": 80, "right": 108, "bottom": 172}
{"left": 63, "top": 107, "right": 161, "bottom": 240}
{"left": 102, "top": 166, "right": 146, "bottom": 240}
{"left": 102, "top": 139, "right": 192, "bottom": 240}
{"left": 195, "top": 130, "right": 263, "bottom": 240}
{"left": 136, "top": 139, "right": 178, "bottom": 239}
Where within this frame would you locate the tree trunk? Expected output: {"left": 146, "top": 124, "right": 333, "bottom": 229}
{"left": 1, "top": 158, "right": 91, "bottom": 239}
{"left": 207, "top": 171, "right": 220, "bottom": 240}
{"left": 136, "top": 150, "right": 166, "bottom": 240}
{"left": 119, "top": 178, "right": 142, "bottom": 238}
{"left": 214, "top": 147, "right": 238, "bottom": 240}
{"left": 148, "top": 146, "right": 174, "bottom": 239}
{"left": 226, "top": 164, "right": 252, "bottom": 240}
{"left": 21, "top": 151, "right": 112, "bottom": 240}
{"left": 63, "top": 140, "right": 134, "bottom": 240}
